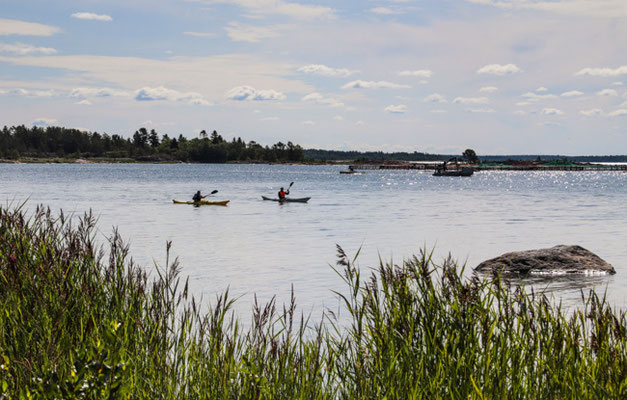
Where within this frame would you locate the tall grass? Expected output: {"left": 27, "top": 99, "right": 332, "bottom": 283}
{"left": 0, "top": 205, "right": 625, "bottom": 399}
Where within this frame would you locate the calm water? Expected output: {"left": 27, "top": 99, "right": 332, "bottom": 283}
{"left": 1, "top": 164, "right": 626, "bottom": 316}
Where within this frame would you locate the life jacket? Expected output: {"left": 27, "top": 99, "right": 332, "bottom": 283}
{"left": 278, "top": 190, "right": 286, "bottom": 199}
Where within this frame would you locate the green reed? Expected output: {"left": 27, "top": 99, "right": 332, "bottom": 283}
{"left": 0, "top": 205, "right": 624, "bottom": 399}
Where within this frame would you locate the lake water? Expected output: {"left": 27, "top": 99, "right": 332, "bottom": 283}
{"left": 1, "top": 163, "right": 626, "bottom": 317}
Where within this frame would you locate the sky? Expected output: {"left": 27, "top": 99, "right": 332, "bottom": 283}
{"left": 1, "top": 0, "right": 626, "bottom": 155}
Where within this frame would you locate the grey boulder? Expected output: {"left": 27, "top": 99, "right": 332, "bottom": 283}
{"left": 475, "top": 245, "right": 616, "bottom": 275}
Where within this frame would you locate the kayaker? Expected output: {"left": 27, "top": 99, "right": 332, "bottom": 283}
{"left": 278, "top": 187, "right": 290, "bottom": 200}
{"left": 192, "top": 190, "right": 207, "bottom": 202}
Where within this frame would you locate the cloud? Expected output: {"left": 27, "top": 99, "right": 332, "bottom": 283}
{"left": 536, "top": 86, "right": 548, "bottom": 92}
{"left": 423, "top": 93, "right": 447, "bottom": 103}
{"left": 261, "top": 116, "right": 279, "bottom": 121}
{"left": 398, "top": 69, "right": 433, "bottom": 78}
{"left": 516, "top": 101, "right": 531, "bottom": 106}
{"left": 467, "top": 0, "right": 627, "bottom": 18}
{"left": 384, "top": 104, "right": 407, "bottom": 113}
{"left": 301, "top": 92, "right": 344, "bottom": 107}
{"left": 302, "top": 120, "right": 315, "bottom": 125}
{"left": 371, "top": 7, "right": 402, "bottom": 15}
{"left": 70, "top": 87, "right": 131, "bottom": 98}
{"left": 469, "top": 108, "right": 496, "bottom": 113}
{"left": 333, "top": 115, "right": 344, "bottom": 120}
{"left": 297, "top": 64, "right": 357, "bottom": 77}
{"left": 541, "top": 108, "right": 564, "bottom": 115}
{"left": 183, "top": 31, "right": 218, "bottom": 38}
{"left": 32, "top": 118, "right": 57, "bottom": 126}
{"left": 575, "top": 66, "right": 627, "bottom": 77}
{"left": 0, "top": 87, "right": 55, "bottom": 97}
{"left": 135, "top": 86, "right": 211, "bottom": 105}
{"left": 477, "top": 63, "right": 521, "bottom": 76}
{"left": 341, "top": 80, "right": 410, "bottom": 89}
{"left": 612, "top": 81, "right": 624, "bottom": 86}
{"left": 522, "top": 92, "right": 558, "bottom": 101}
{"left": 225, "top": 22, "right": 281, "bottom": 43}
{"left": 580, "top": 108, "right": 603, "bottom": 117}
{"left": 479, "top": 86, "right": 498, "bottom": 93}
{"left": 206, "top": 0, "right": 334, "bottom": 19}
{"left": 70, "top": 12, "right": 113, "bottom": 22}
{"left": 596, "top": 88, "right": 618, "bottom": 96}
{"left": 608, "top": 109, "right": 627, "bottom": 117}
{"left": 453, "top": 96, "right": 489, "bottom": 104}
{"left": 430, "top": 109, "right": 447, "bottom": 114}
{"left": 226, "top": 85, "right": 286, "bottom": 101}
{"left": 561, "top": 90, "right": 583, "bottom": 97}
{"left": 0, "top": 42, "right": 56, "bottom": 55}
{"left": 75, "top": 99, "right": 92, "bottom": 105}
{"left": 0, "top": 18, "right": 60, "bottom": 36}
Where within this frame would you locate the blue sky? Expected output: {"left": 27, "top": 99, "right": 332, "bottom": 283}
{"left": 1, "top": 0, "right": 626, "bottom": 154}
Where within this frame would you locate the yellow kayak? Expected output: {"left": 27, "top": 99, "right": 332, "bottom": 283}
{"left": 173, "top": 199, "right": 230, "bottom": 206}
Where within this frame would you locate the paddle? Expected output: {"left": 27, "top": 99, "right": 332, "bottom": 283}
{"left": 207, "top": 190, "right": 218, "bottom": 196}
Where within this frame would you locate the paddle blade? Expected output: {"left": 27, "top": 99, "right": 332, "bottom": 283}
{"left": 288, "top": 182, "right": 294, "bottom": 189}
{"left": 210, "top": 190, "right": 218, "bottom": 194}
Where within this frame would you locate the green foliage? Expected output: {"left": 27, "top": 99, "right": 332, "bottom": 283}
{"left": 0, "top": 125, "right": 305, "bottom": 163}
{"left": 0, "top": 205, "right": 625, "bottom": 399}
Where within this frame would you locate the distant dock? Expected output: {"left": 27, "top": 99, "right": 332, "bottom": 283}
{"left": 348, "top": 163, "right": 627, "bottom": 172}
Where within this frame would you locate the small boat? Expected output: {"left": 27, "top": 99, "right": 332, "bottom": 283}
{"left": 433, "top": 167, "right": 474, "bottom": 177}
{"left": 262, "top": 196, "right": 310, "bottom": 203}
{"left": 340, "top": 170, "right": 364, "bottom": 175}
{"left": 173, "top": 199, "right": 230, "bottom": 206}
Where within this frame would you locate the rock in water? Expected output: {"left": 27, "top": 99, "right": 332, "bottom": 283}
{"left": 475, "top": 245, "right": 616, "bottom": 275}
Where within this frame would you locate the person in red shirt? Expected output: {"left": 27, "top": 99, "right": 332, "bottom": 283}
{"left": 278, "top": 186, "right": 289, "bottom": 200}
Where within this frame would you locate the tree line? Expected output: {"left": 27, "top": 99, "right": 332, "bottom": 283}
{"left": 0, "top": 125, "right": 305, "bottom": 163}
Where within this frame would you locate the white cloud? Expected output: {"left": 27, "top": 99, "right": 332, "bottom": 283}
{"left": 424, "top": 93, "right": 447, "bottom": 103}
{"left": 75, "top": 99, "right": 92, "bottom": 105}
{"left": 333, "top": 115, "right": 344, "bottom": 120}
{"left": 522, "top": 92, "right": 558, "bottom": 101}
{"left": 477, "top": 63, "right": 521, "bottom": 76}
{"left": 301, "top": 92, "right": 344, "bottom": 107}
{"left": 356, "top": 120, "right": 365, "bottom": 125}
{"left": 70, "top": 87, "right": 131, "bottom": 98}
{"left": 575, "top": 66, "right": 627, "bottom": 77}
{"left": 561, "top": 90, "right": 583, "bottom": 97}
{"left": 302, "top": 120, "right": 315, "bottom": 125}
{"left": 516, "top": 101, "right": 531, "bottom": 106}
{"left": 183, "top": 31, "right": 218, "bottom": 38}
{"left": 371, "top": 7, "right": 402, "bottom": 15}
{"left": 261, "top": 116, "right": 279, "bottom": 121}
{"left": 226, "top": 85, "right": 286, "bottom": 101}
{"left": 342, "top": 80, "right": 410, "bottom": 89}
{"left": 207, "top": 0, "right": 334, "bottom": 19}
{"left": 469, "top": 108, "right": 496, "bottom": 113}
{"left": 0, "top": 42, "right": 56, "bottom": 55}
{"left": 453, "top": 96, "right": 489, "bottom": 104}
{"left": 514, "top": 110, "right": 526, "bottom": 115}
{"left": 580, "top": 108, "right": 603, "bottom": 117}
{"left": 467, "top": 0, "right": 627, "bottom": 18}
{"left": 384, "top": 104, "right": 407, "bottom": 113}
{"left": 430, "top": 109, "right": 447, "bottom": 114}
{"left": 541, "top": 108, "right": 563, "bottom": 115}
{"left": 479, "top": 86, "right": 498, "bottom": 93}
{"left": 135, "top": 86, "right": 211, "bottom": 105}
{"left": 536, "top": 86, "right": 548, "bottom": 92}
{"left": 297, "top": 64, "right": 357, "bottom": 77}
{"left": 1, "top": 88, "right": 55, "bottom": 97}
{"left": 612, "top": 81, "right": 624, "bottom": 86}
{"left": 0, "top": 18, "right": 60, "bottom": 36}
{"left": 225, "top": 22, "right": 281, "bottom": 43}
{"left": 398, "top": 69, "right": 433, "bottom": 78}
{"left": 32, "top": 118, "right": 57, "bottom": 126}
{"left": 596, "top": 88, "right": 618, "bottom": 96}
{"left": 608, "top": 109, "right": 627, "bottom": 117}
{"left": 71, "top": 12, "right": 113, "bottom": 22}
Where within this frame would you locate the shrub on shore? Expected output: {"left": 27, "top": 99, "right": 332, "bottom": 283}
{"left": 0, "top": 205, "right": 625, "bottom": 399}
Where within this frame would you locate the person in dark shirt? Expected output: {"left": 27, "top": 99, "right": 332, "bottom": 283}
{"left": 192, "top": 190, "right": 206, "bottom": 202}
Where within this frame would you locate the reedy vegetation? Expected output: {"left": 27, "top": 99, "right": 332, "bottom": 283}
{"left": 0, "top": 206, "right": 625, "bottom": 399}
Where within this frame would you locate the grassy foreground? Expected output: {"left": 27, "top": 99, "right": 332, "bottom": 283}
{"left": 0, "top": 206, "right": 625, "bottom": 399}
